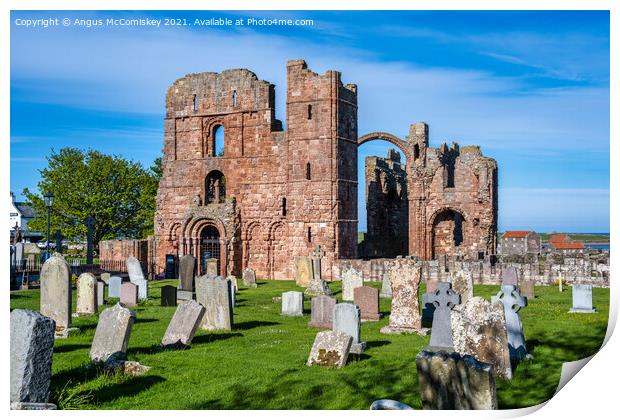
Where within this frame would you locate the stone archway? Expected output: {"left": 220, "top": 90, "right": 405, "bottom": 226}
{"left": 429, "top": 207, "right": 466, "bottom": 259}
{"left": 358, "top": 132, "right": 412, "bottom": 162}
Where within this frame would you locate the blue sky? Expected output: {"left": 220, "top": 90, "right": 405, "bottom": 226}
{"left": 10, "top": 10, "right": 610, "bottom": 233}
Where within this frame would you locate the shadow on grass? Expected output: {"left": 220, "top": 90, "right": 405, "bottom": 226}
{"left": 234, "top": 320, "right": 279, "bottom": 330}
{"left": 94, "top": 375, "right": 166, "bottom": 404}
{"left": 54, "top": 343, "right": 91, "bottom": 354}
{"left": 134, "top": 318, "right": 159, "bottom": 325}
{"left": 191, "top": 332, "right": 243, "bottom": 345}
{"left": 365, "top": 340, "right": 391, "bottom": 350}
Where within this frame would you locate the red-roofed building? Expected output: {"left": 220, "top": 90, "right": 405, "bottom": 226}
{"left": 499, "top": 230, "right": 540, "bottom": 255}
{"left": 548, "top": 234, "right": 585, "bottom": 251}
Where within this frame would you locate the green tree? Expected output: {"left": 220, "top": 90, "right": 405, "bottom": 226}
{"left": 22, "top": 148, "right": 161, "bottom": 248}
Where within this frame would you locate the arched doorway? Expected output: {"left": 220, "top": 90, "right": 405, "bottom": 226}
{"left": 199, "top": 225, "right": 221, "bottom": 275}
{"left": 431, "top": 209, "right": 465, "bottom": 258}
{"left": 205, "top": 170, "right": 226, "bottom": 204}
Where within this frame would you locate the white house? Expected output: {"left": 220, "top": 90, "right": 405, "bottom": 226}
{"left": 10, "top": 192, "right": 35, "bottom": 231}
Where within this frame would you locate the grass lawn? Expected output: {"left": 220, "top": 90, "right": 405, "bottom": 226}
{"left": 10, "top": 281, "right": 609, "bottom": 410}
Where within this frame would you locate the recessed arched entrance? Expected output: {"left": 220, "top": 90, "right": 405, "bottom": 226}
{"left": 199, "top": 225, "right": 221, "bottom": 275}
{"left": 431, "top": 208, "right": 465, "bottom": 259}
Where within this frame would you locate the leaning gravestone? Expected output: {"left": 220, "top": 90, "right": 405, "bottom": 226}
{"left": 379, "top": 272, "right": 392, "bottom": 298}
{"left": 380, "top": 258, "right": 428, "bottom": 335}
{"left": 281, "top": 291, "right": 304, "bottom": 316}
{"left": 333, "top": 303, "right": 365, "bottom": 354}
{"left": 492, "top": 285, "right": 529, "bottom": 361}
{"left": 75, "top": 273, "right": 98, "bottom": 316}
{"left": 120, "top": 282, "right": 138, "bottom": 307}
{"left": 127, "top": 256, "right": 145, "bottom": 282}
{"left": 242, "top": 268, "right": 257, "bottom": 288}
{"left": 161, "top": 300, "right": 206, "bottom": 348}
{"left": 178, "top": 254, "right": 196, "bottom": 292}
{"left": 451, "top": 270, "right": 474, "bottom": 305}
{"left": 161, "top": 285, "right": 177, "bottom": 306}
{"left": 308, "top": 295, "right": 336, "bottom": 329}
{"left": 295, "top": 256, "right": 313, "bottom": 287}
{"left": 306, "top": 330, "right": 352, "bottom": 368}
{"left": 416, "top": 349, "right": 497, "bottom": 409}
{"left": 97, "top": 281, "right": 106, "bottom": 307}
{"left": 501, "top": 266, "right": 518, "bottom": 287}
{"left": 569, "top": 284, "right": 596, "bottom": 313}
{"left": 428, "top": 282, "right": 461, "bottom": 349}
{"left": 451, "top": 297, "right": 512, "bottom": 380}
{"left": 10, "top": 310, "right": 56, "bottom": 409}
{"left": 197, "top": 276, "right": 233, "bottom": 330}
{"left": 341, "top": 266, "right": 363, "bottom": 301}
{"left": 39, "top": 253, "right": 72, "bottom": 338}
{"left": 90, "top": 303, "right": 135, "bottom": 363}
{"left": 354, "top": 286, "right": 381, "bottom": 321}
{"left": 108, "top": 276, "right": 122, "bottom": 298}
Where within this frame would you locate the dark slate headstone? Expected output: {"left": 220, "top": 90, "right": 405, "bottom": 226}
{"left": 161, "top": 285, "right": 177, "bottom": 307}
{"left": 10, "top": 310, "right": 56, "bottom": 405}
{"left": 492, "top": 285, "right": 529, "bottom": 361}
{"left": 428, "top": 282, "right": 460, "bottom": 349}
{"left": 178, "top": 255, "right": 196, "bottom": 292}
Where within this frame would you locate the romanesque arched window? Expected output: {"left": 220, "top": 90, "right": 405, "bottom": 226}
{"left": 233, "top": 90, "right": 237, "bottom": 109}
{"left": 306, "top": 162, "right": 311, "bottom": 180}
{"left": 413, "top": 144, "right": 420, "bottom": 161}
{"left": 307, "top": 104, "right": 312, "bottom": 120}
{"left": 205, "top": 170, "right": 226, "bottom": 204}
{"left": 193, "top": 94, "right": 198, "bottom": 112}
{"left": 213, "top": 125, "right": 225, "bottom": 157}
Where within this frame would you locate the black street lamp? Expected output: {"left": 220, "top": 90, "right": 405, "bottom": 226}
{"left": 44, "top": 191, "right": 54, "bottom": 259}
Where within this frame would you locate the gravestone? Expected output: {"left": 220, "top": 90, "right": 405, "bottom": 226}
{"left": 354, "top": 286, "right": 381, "bottom": 320}
{"left": 295, "top": 256, "right": 313, "bottom": 287}
{"left": 206, "top": 258, "right": 218, "bottom": 277}
{"left": 120, "top": 282, "right": 138, "bottom": 307}
{"left": 197, "top": 276, "right": 233, "bottom": 330}
{"left": 161, "top": 285, "right": 177, "bottom": 306}
{"left": 451, "top": 297, "right": 512, "bottom": 380}
{"left": 520, "top": 280, "right": 535, "bottom": 300}
{"left": 39, "top": 253, "right": 72, "bottom": 338}
{"left": 242, "top": 268, "right": 257, "bottom": 288}
{"left": 341, "top": 266, "right": 363, "bottom": 301}
{"left": 380, "top": 272, "right": 392, "bottom": 298}
{"left": 281, "top": 291, "right": 304, "bottom": 316}
{"left": 428, "top": 282, "right": 461, "bottom": 349}
{"left": 126, "top": 256, "right": 145, "bottom": 282}
{"left": 100, "top": 272, "right": 111, "bottom": 284}
{"left": 333, "top": 303, "right": 365, "bottom": 354}
{"left": 226, "top": 275, "right": 237, "bottom": 306}
{"left": 178, "top": 254, "right": 196, "bottom": 292}
{"left": 492, "top": 285, "right": 529, "bottom": 360}
{"left": 501, "top": 266, "right": 518, "bottom": 286}
{"left": 451, "top": 270, "right": 474, "bottom": 305}
{"left": 308, "top": 295, "right": 336, "bottom": 329}
{"left": 380, "top": 259, "right": 428, "bottom": 335}
{"left": 305, "top": 245, "right": 332, "bottom": 297}
{"left": 416, "top": 349, "right": 497, "bottom": 409}
{"left": 134, "top": 279, "right": 148, "bottom": 301}
{"left": 108, "top": 276, "right": 122, "bottom": 298}
{"left": 569, "top": 284, "right": 596, "bottom": 313}
{"left": 10, "top": 310, "right": 56, "bottom": 406}
{"left": 90, "top": 303, "right": 135, "bottom": 363}
{"left": 76, "top": 273, "right": 98, "bottom": 316}
{"left": 306, "top": 330, "right": 352, "bottom": 368}
{"left": 97, "top": 281, "right": 106, "bottom": 307}
{"left": 161, "top": 300, "right": 206, "bottom": 348}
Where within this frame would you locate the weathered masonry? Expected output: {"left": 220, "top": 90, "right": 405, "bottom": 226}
{"left": 153, "top": 60, "right": 498, "bottom": 279}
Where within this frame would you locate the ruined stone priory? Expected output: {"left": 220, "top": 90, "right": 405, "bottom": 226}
{"left": 149, "top": 59, "right": 497, "bottom": 280}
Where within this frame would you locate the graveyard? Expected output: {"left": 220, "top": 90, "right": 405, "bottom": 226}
{"left": 10, "top": 276, "right": 608, "bottom": 410}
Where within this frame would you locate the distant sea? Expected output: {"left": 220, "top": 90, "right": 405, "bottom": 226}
{"left": 586, "top": 244, "right": 610, "bottom": 250}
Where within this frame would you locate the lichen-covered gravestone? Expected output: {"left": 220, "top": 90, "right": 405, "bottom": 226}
{"left": 308, "top": 295, "right": 336, "bottom": 329}
{"left": 242, "top": 268, "right": 257, "bottom": 288}
{"left": 428, "top": 282, "right": 460, "bottom": 349}
{"left": 354, "top": 286, "right": 381, "bottom": 320}
{"left": 281, "top": 291, "right": 304, "bottom": 316}
{"left": 197, "top": 275, "right": 233, "bottom": 330}
{"left": 178, "top": 254, "right": 196, "bottom": 292}
{"left": 304, "top": 245, "right": 332, "bottom": 297}
{"left": 333, "top": 303, "right": 365, "bottom": 354}
{"left": 492, "top": 284, "right": 529, "bottom": 361}
{"left": 161, "top": 300, "right": 206, "bottom": 348}
{"left": 451, "top": 270, "right": 474, "bottom": 304}
{"left": 451, "top": 297, "right": 512, "bottom": 380}
{"left": 569, "top": 284, "right": 596, "bottom": 313}
{"left": 100, "top": 272, "right": 111, "bottom": 284}
{"left": 10, "top": 310, "right": 56, "bottom": 409}
{"left": 75, "top": 273, "right": 98, "bottom": 316}
{"left": 306, "top": 330, "right": 352, "bottom": 368}
{"left": 108, "top": 276, "right": 122, "bottom": 298}
{"left": 90, "top": 303, "right": 135, "bottom": 363}
{"left": 295, "top": 256, "right": 313, "bottom": 287}
{"left": 341, "top": 266, "right": 363, "bottom": 301}
{"left": 416, "top": 349, "right": 497, "bottom": 409}
{"left": 380, "top": 258, "right": 428, "bottom": 335}
{"left": 39, "top": 253, "right": 72, "bottom": 338}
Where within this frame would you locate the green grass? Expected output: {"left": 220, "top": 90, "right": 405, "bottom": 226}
{"left": 10, "top": 281, "right": 609, "bottom": 410}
